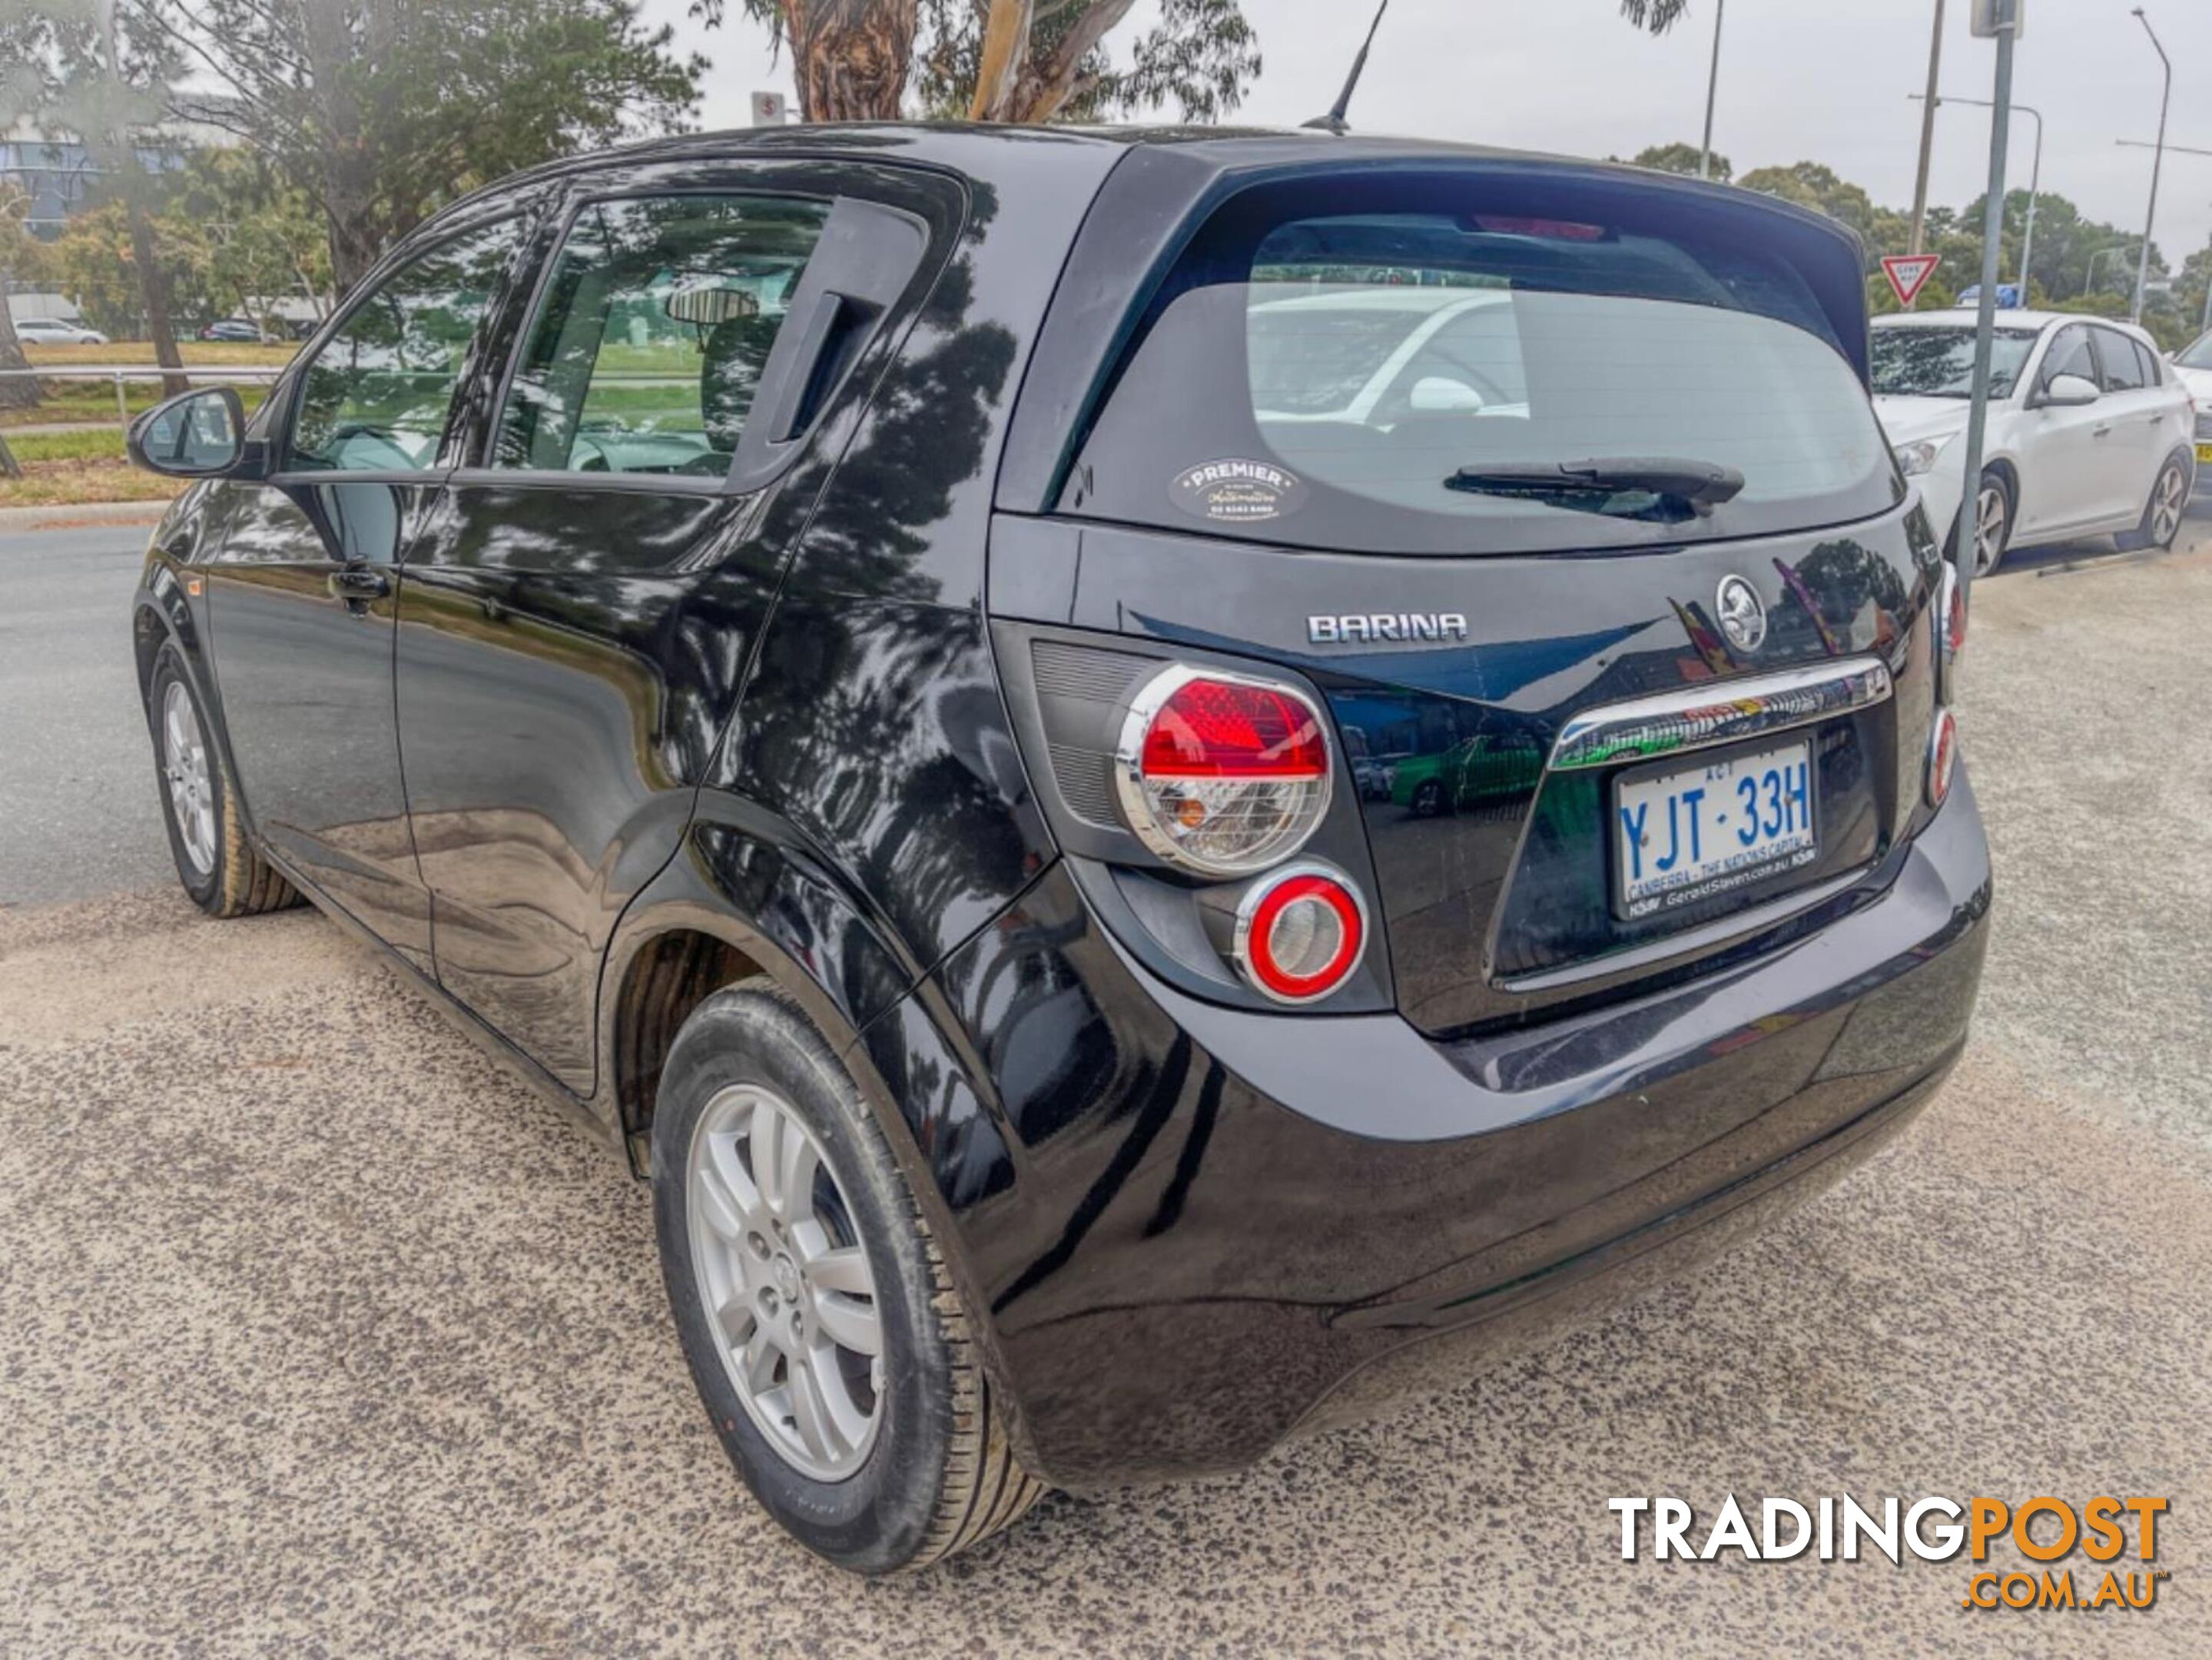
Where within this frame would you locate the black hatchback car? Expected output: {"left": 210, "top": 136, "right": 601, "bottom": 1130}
{"left": 126, "top": 125, "right": 1989, "bottom": 1573}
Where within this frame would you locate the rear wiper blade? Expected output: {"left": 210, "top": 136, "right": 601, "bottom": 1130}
{"left": 1444, "top": 456, "right": 1747, "bottom": 516}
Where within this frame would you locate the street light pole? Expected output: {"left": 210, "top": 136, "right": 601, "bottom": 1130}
{"left": 1699, "top": 0, "right": 1726, "bottom": 180}
{"left": 1909, "top": 0, "right": 1948, "bottom": 260}
{"left": 1912, "top": 93, "right": 2042, "bottom": 300}
{"left": 2130, "top": 7, "right": 2171, "bottom": 324}
{"left": 1955, "top": 16, "right": 2016, "bottom": 617}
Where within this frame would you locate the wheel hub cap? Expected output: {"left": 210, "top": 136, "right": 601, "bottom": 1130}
{"left": 161, "top": 681, "right": 217, "bottom": 876}
{"left": 685, "top": 1084, "right": 884, "bottom": 1482}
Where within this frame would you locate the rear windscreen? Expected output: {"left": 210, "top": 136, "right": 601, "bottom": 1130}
{"left": 1063, "top": 196, "right": 1899, "bottom": 555}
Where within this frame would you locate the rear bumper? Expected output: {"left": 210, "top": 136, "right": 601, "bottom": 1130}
{"left": 874, "top": 771, "right": 1991, "bottom": 1490}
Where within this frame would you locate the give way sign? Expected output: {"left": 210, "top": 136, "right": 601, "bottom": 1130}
{"left": 1882, "top": 254, "right": 1942, "bottom": 307}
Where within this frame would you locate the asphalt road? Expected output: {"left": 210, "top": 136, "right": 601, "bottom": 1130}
{"left": 2, "top": 509, "right": 2211, "bottom": 1655}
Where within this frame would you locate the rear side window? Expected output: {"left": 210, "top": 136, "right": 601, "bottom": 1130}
{"left": 494, "top": 194, "right": 831, "bottom": 476}
{"left": 2094, "top": 327, "right": 2148, "bottom": 393}
{"left": 1065, "top": 199, "right": 1895, "bottom": 555}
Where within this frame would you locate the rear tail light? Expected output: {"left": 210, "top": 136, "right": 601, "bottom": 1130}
{"left": 1927, "top": 706, "right": 1958, "bottom": 808}
{"left": 1937, "top": 562, "right": 1965, "bottom": 701}
{"left": 1233, "top": 865, "right": 1368, "bottom": 1004}
{"left": 1116, "top": 665, "right": 1332, "bottom": 875}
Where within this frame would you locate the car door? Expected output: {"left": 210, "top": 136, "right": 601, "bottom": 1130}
{"left": 197, "top": 211, "right": 536, "bottom": 970}
{"left": 2090, "top": 324, "right": 2167, "bottom": 524}
{"left": 393, "top": 161, "right": 957, "bottom": 1090}
{"left": 2013, "top": 323, "right": 2111, "bottom": 543}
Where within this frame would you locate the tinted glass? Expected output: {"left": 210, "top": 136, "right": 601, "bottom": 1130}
{"left": 141, "top": 390, "right": 239, "bottom": 472}
{"left": 1870, "top": 325, "right": 2039, "bottom": 398}
{"left": 290, "top": 217, "right": 524, "bottom": 471}
{"left": 2094, "top": 327, "right": 2147, "bottom": 392}
{"left": 2041, "top": 326, "right": 2095, "bottom": 388}
{"left": 2134, "top": 337, "right": 2162, "bottom": 387}
{"left": 1069, "top": 204, "right": 1894, "bottom": 555}
{"left": 2177, "top": 332, "right": 2212, "bottom": 370}
{"left": 494, "top": 194, "right": 831, "bottom": 476}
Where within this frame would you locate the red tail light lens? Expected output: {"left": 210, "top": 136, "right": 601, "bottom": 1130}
{"left": 1234, "top": 865, "right": 1368, "bottom": 1004}
{"left": 1937, "top": 563, "right": 1965, "bottom": 701}
{"left": 1116, "top": 666, "right": 1332, "bottom": 875}
{"left": 1927, "top": 706, "right": 1958, "bottom": 808}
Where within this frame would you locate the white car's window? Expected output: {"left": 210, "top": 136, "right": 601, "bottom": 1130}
{"left": 2094, "top": 327, "right": 2149, "bottom": 393}
{"left": 289, "top": 217, "right": 526, "bottom": 473}
{"left": 2041, "top": 326, "right": 2095, "bottom": 390}
{"left": 2177, "top": 334, "right": 2212, "bottom": 371}
{"left": 493, "top": 194, "right": 831, "bottom": 478}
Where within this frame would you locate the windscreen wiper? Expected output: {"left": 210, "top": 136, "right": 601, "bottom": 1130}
{"left": 1444, "top": 456, "right": 1747, "bottom": 520}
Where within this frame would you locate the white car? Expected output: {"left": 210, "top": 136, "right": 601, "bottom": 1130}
{"left": 12, "top": 316, "right": 109, "bottom": 347}
{"left": 2167, "top": 329, "right": 2212, "bottom": 500}
{"left": 1873, "top": 309, "right": 2195, "bottom": 573}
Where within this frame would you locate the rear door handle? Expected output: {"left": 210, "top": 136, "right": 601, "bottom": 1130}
{"left": 2092, "top": 423, "right": 2113, "bottom": 438}
{"left": 330, "top": 565, "right": 390, "bottom": 604}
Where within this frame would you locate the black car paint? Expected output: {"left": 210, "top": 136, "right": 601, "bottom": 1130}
{"left": 131, "top": 125, "right": 1991, "bottom": 1492}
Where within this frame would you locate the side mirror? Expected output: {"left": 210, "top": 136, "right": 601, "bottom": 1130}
{"left": 127, "top": 386, "right": 247, "bottom": 477}
{"left": 2035, "top": 373, "right": 2101, "bottom": 410}
{"left": 1408, "top": 376, "right": 1486, "bottom": 413}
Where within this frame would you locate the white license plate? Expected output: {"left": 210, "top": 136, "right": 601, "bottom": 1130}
{"left": 1613, "top": 739, "right": 1816, "bottom": 918}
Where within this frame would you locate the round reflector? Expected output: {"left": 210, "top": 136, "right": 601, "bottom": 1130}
{"left": 1116, "top": 665, "right": 1332, "bottom": 875}
{"left": 1926, "top": 706, "right": 1958, "bottom": 808}
{"left": 1232, "top": 865, "right": 1368, "bottom": 1004}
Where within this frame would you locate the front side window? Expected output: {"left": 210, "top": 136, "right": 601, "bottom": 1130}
{"left": 1871, "top": 325, "right": 2039, "bottom": 400}
{"left": 2041, "top": 326, "right": 2095, "bottom": 390}
{"left": 1067, "top": 197, "right": 1896, "bottom": 555}
{"left": 2094, "top": 327, "right": 2148, "bottom": 393}
{"left": 2177, "top": 332, "right": 2212, "bottom": 371}
{"left": 493, "top": 194, "right": 831, "bottom": 476}
{"left": 289, "top": 217, "right": 525, "bottom": 472}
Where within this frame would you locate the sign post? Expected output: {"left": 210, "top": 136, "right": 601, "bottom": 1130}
{"left": 1955, "top": 0, "right": 2021, "bottom": 617}
{"left": 1882, "top": 254, "right": 1942, "bottom": 308}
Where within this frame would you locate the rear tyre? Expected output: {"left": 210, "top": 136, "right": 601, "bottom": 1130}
{"left": 146, "top": 646, "right": 298, "bottom": 918}
{"left": 651, "top": 981, "right": 1044, "bottom": 1573}
{"left": 2116, "top": 456, "right": 2189, "bottom": 553}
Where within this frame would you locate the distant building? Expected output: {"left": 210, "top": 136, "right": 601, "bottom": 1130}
{"left": 2, "top": 105, "right": 241, "bottom": 235}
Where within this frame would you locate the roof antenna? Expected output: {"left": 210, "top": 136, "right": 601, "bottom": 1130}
{"left": 1302, "top": 0, "right": 1390, "bottom": 135}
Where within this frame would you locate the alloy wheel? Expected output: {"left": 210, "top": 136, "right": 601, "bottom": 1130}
{"left": 685, "top": 1083, "right": 884, "bottom": 1482}
{"left": 1973, "top": 482, "right": 2008, "bottom": 576}
{"left": 161, "top": 681, "right": 217, "bottom": 875}
{"left": 2151, "top": 464, "right": 2185, "bottom": 546}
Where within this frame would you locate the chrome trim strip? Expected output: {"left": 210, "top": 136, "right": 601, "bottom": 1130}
{"left": 1547, "top": 656, "right": 1894, "bottom": 773}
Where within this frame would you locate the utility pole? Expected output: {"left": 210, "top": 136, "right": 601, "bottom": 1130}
{"left": 2130, "top": 8, "right": 2170, "bottom": 325}
{"left": 1955, "top": 0, "right": 2018, "bottom": 616}
{"left": 1909, "top": 0, "right": 1948, "bottom": 261}
{"left": 1699, "top": 0, "right": 1726, "bottom": 180}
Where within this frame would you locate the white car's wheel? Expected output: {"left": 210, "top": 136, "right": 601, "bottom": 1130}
{"left": 2117, "top": 456, "right": 2189, "bottom": 553}
{"left": 1966, "top": 470, "right": 2011, "bottom": 576}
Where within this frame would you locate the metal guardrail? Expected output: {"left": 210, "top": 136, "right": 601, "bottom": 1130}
{"left": 0, "top": 364, "right": 290, "bottom": 424}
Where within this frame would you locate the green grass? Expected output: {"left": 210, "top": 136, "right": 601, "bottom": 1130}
{"left": 6, "top": 428, "right": 126, "bottom": 464}
{"left": 0, "top": 379, "right": 273, "bottom": 430}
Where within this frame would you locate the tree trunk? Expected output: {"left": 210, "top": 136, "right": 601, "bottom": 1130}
{"left": 786, "top": 0, "right": 918, "bottom": 121}
{"left": 0, "top": 307, "right": 41, "bottom": 413}
{"left": 969, "top": 0, "right": 1033, "bottom": 121}
{"left": 123, "top": 186, "right": 190, "bottom": 397}
{"left": 1001, "top": 0, "right": 1135, "bottom": 123}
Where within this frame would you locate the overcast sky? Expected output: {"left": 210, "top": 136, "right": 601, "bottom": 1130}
{"left": 641, "top": 0, "right": 2212, "bottom": 274}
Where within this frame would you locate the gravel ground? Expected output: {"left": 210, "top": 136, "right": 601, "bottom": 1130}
{"left": 2, "top": 523, "right": 2209, "bottom": 1656}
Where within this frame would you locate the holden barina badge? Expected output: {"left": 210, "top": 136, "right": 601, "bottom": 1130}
{"left": 1716, "top": 574, "right": 1767, "bottom": 652}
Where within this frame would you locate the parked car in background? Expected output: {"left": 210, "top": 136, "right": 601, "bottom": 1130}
{"left": 121, "top": 126, "right": 1989, "bottom": 1573}
{"left": 2169, "top": 328, "right": 2212, "bottom": 500}
{"left": 12, "top": 316, "right": 109, "bottom": 346}
{"left": 1873, "top": 310, "right": 2194, "bottom": 573}
{"left": 197, "top": 319, "right": 267, "bottom": 343}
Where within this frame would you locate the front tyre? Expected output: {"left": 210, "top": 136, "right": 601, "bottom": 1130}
{"left": 1963, "top": 468, "right": 2012, "bottom": 576}
{"left": 2116, "top": 455, "right": 2189, "bottom": 553}
{"left": 652, "top": 981, "right": 1043, "bottom": 1573}
{"left": 146, "top": 646, "right": 297, "bottom": 918}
